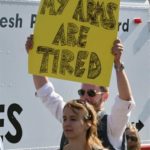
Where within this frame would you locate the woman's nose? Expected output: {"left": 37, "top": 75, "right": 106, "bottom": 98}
{"left": 64, "top": 120, "right": 71, "bottom": 126}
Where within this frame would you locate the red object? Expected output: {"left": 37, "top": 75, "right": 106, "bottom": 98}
{"left": 134, "top": 18, "right": 142, "bottom": 24}
{"left": 141, "top": 144, "right": 150, "bottom": 150}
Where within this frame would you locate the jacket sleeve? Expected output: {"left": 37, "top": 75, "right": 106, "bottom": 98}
{"left": 107, "top": 95, "right": 135, "bottom": 148}
{"left": 36, "top": 81, "right": 66, "bottom": 123}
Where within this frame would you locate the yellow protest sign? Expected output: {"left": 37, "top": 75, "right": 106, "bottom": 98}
{"left": 29, "top": 0, "right": 120, "bottom": 86}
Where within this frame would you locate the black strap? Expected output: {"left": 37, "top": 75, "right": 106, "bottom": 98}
{"left": 60, "top": 132, "right": 68, "bottom": 150}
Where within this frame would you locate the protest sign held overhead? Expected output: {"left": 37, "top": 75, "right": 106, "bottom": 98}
{"left": 29, "top": 0, "right": 120, "bottom": 86}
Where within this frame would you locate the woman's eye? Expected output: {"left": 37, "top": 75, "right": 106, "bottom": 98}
{"left": 71, "top": 118, "right": 76, "bottom": 121}
{"left": 63, "top": 118, "right": 66, "bottom": 122}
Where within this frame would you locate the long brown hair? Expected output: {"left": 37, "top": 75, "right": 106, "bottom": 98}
{"left": 64, "top": 99, "right": 104, "bottom": 149}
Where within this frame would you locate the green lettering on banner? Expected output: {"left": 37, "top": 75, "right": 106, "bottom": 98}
{"left": 52, "top": 23, "right": 90, "bottom": 48}
{"left": 40, "top": 0, "right": 69, "bottom": 15}
{"left": 75, "top": 51, "right": 89, "bottom": 77}
{"left": 37, "top": 46, "right": 60, "bottom": 74}
{"left": 59, "top": 49, "right": 74, "bottom": 75}
{"left": 29, "top": 0, "right": 120, "bottom": 86}
{"left": 88, "top": 52, "right": 101, "bottom": 79}
{"left": 73, "top": 0, "right": 118, "bottom": 30}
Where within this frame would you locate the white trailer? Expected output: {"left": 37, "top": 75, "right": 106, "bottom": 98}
{"left": 0, "top": 0, "right": 150, "bottom": 149}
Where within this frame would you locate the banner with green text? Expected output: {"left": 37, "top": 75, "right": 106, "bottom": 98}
{"left": 29, "top": 0, "right": 120, "bottom": 86}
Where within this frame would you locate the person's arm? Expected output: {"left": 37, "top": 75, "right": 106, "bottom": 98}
{"left": 115, "top": 69, "right": 132, "bottom": 100}
{"left": 33, "top": 75, "right": 49, "bottom": 90}
{"left": 107, "top": 39, "right": 135, "bottom": 148}
{"left": 25, "top": 34, "right": 65, "bottom": 122}
{"left": 25, "top": 34, "right": 48, "bottom": 90}
{"left": 112, "top": 39, "right": 132, "bottom": 101}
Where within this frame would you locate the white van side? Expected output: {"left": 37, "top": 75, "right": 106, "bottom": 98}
{"left": 0, "top": 0, "right": 150, "bottom": 149}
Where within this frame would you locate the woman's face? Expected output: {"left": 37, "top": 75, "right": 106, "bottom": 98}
{"left": 63, "top": 106, "right": 89, "bottom": 140}
{"left": 126, "top": 129, "right": 138, "bottom": 150}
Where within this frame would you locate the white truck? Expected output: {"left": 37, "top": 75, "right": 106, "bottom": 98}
{"left": 0, "top": 0, "right": 150, "bottom": 149}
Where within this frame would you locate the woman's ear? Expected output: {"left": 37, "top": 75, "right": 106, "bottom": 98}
{"left": 102, "top": 92, "right": 109, "bottom": 101}
{"left": 86, "top": 122, "right": 92, "bottom": 130}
